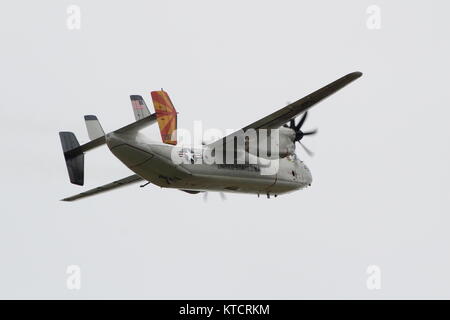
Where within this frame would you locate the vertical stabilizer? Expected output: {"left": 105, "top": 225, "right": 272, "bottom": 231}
{"left": 130, "top": 95, "right": 151, "bottom": 121}
{"left": 59, "top": 132, "right": 84, "bottom": 185}
{"left": 84, "top": 115, "right": 105, "bottom": 140}
{"left": 150, "top": 90, "right": 177, "bottom": 145}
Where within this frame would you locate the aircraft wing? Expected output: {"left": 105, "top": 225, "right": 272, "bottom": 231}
{"left": 207, "top": 72, "right": 362, "bottom": 148}
{"left": 61, "top": 174, "right": 144, "bottom": 201}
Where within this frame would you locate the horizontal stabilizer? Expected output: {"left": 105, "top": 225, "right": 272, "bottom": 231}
{"left": 62, "top": 114, "right": 157, "bottom": 159}
{"left": 84, "top": 115, "right": 105, "bottom": 140}
{"left": 61, "top": 174, "right": 145, "bottom": 201}
{"left": 59, "top": 94, "right": 158, "bottom": 190}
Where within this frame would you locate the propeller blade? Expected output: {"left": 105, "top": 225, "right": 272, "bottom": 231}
{"left": 289, "top": 119, "right": 295, "bottom": 129}
{"left": 295, "top": 111, "right": 308, "bottom": 131}
{"left": 203, "top": 191, "right": 226, "bottom": 201}
{"left": 299, "top": 141, "right": 315, "bottom": 157}
{"left": 303, "top": 129, "right": 318, "bottom": 136}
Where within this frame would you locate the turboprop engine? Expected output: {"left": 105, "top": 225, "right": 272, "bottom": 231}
{"left": 245, "top": 111, "right": 317, "bottom": 160}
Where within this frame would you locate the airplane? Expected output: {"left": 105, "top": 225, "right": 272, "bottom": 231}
{"left": 59, "top": 71, "right": 362, "bottom": 201}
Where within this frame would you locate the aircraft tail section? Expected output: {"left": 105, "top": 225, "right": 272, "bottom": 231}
{"left": 130, "top": 95, "right": 151, "bottom": 121}
{"left": 151, "top": 90, "right": 177, "bottom": 145}
{"left": 59, "top": 132, "right": 84, "bottom": 186}
{"left": 59, "top": 93, "right": 160, "bottom": 189}
{"left": 84, "top": 115, "right": 105, "bottom": 140}
{"left": 59, "top": 111, "right": 157, "bottom": 186}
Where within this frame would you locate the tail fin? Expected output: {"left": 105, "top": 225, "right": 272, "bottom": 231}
{"left": 59, "top": 132, "right": 84, "bottom": 185}
{"left": 151, "top": 90, "right": 177, "bottom": 145}
{"left": 84, "top": 115, "right": 105, "bottom": 140}
{"left": 130, "top": 95, "right": 151, "bottom": 121}
{"left": 59, "top": 111, "right": 157, "bottom": 188}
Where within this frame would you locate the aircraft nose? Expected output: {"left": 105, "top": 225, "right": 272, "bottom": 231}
{"left": 302, "top": 164, "right": 312, "bottom": 186}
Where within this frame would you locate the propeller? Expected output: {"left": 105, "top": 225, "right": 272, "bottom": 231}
{"left": 299, "top": 141, "right": 314, "bottom": 157}
{"left": 203, "top": 191, "right": 227, "bottom": 202}
{"left": 285, "top": 111, "right": 317, "bottom": 156}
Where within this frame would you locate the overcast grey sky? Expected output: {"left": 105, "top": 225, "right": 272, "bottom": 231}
{"left": 0, "top": 0, "right": 449, "bottom": 299}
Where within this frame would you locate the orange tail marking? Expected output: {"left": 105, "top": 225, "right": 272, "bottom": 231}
{"left": 150, "top": 90, "right": 177, "bottom": 145}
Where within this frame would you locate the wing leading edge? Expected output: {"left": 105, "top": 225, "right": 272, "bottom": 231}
{"left": 207, "top": 71, "right": 362, "bottom": 148}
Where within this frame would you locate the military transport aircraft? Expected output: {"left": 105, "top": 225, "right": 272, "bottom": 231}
{"left": 59, "top": 72, "right": 362, "bottom": 201}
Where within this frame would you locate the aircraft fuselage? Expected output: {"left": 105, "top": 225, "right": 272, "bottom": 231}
{"left": 106, "top": 131, "right": 312, "bottom": 196}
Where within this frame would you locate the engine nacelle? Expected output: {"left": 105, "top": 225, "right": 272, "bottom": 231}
{"left": 245, "top": 126, "right": 296, "bottom": 160}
